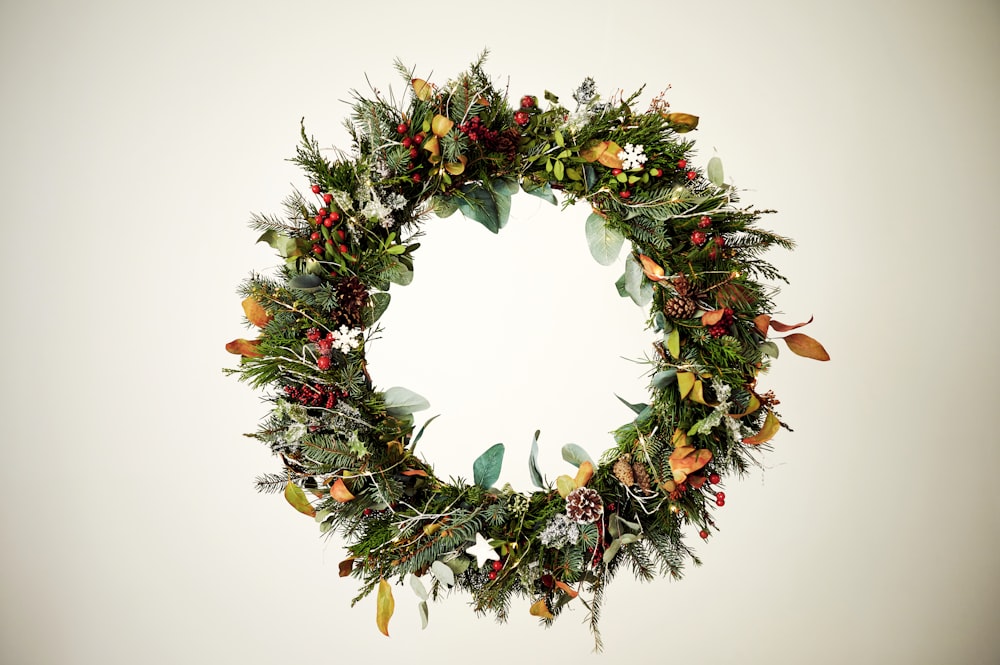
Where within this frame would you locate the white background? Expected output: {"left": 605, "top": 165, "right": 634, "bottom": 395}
{"left": 2, "top": 1, "right": 998, "bottom": 662}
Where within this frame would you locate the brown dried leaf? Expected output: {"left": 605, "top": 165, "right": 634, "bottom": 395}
{"left": 754, "top": 314, "right": 771, "bottom": 336}
{"left": 401, "top": 469, "right": 428, "bottom": 477}
{"left": 702, "top": 309, "right": 725, "bottom": 326}
{"left": 554, "top": 580, "right": 579, "bottom": 598}
{"left": 338, "top": 558, "right": 355, "bottom": 577}
{"left": 783, "top": 333, "right": 830, "bottom": 361}
{"left": 770, "top": 315, "right": 814, "bottom": 332}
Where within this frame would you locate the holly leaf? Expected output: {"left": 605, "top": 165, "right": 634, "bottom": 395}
{"left": 782, "top": 333, "right": 830, "bottom": 361}
{"left": 473, "top": 443, "right": 505, "bottom": 488}
{"left": 383, "top": 386, "right": 430, "bottom": 416}
{"left": 283, "top": 481, "right": 315, "bottom": 517}
{"left": 585, "top": 213, "right": 625, "bottom": 265}
{"left": 376, "top": 579, "right": 394, "bottom": 637}
{"left": 743, "top": 409, "right": 781, "bottom": 445}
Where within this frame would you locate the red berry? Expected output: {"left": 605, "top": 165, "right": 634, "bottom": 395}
{"left": 699, "top": 530, "right": 709, "bottom": 539}
{"left": 396, "top": 122, "right": 408, "bottom": 134}
{"left": 336, "top": 229, "right": 346, "bottom": 241}
{"left": 698, "top": 216, "right": 712, "bottom": 228}
{"left": 325, "top": 238, "right": 334, "bottom": 245}
{"left": 338, "top": 244, "right": 348, "bottom": 254}
{"left": 306, "top": 328, "right": 321, "bottom": 342}
{"left": 314, "top": 214, "right": 323, "bottom": 224}
{"left": 409, "top": 147, "right": 419, "bottom": 159}
{"left": 709, "top": 473, "right": 721, "bottom": 484}
{"left": 607, "top": 503, "right": 616, "bottom": 512}
{"left": 311, "top": 184, "right": 321, "bottom": 194}
{"left": 322, "top": 193, "right": 332, "bottom": 204}
{"left": 691, "top": 231, "right": 707, "bottom": 246}
{"left": 323, "top": 217, "right": 333, "bottom": 228}
{"left": 413, "top": 133, "right": 424, "bottom": 145}
{"left": 520, "top": 95, "right": 534, "bottom": 108}
{"left": 363, "top": 508, "right": 372, "bottom": 516}
{"left": 620, "top": 190, "right": 631, "bottom": 199}
{"left": 513, "top": 110, "right": 530, "bottom": 126}
{"left": 716, "top": 497, "right": 726, "bottom": 507}
{"left": 677, "top": 159, "right": 687, "bottom": 169}
{"left": 708, "top": 248, "right": 718, "bottom": 260}
{"left": 686, "top": 170, "right": 697, "bottom": 180}
{"left": 318, "top": 208, "right": 328, "bottom": 217}
{"left": 492, "top": 560, "right": 503, "bottom": 571}
{"left": 310, "top": 231, "right": 320, "bottom": 241}
{"left": 611, "top": 168, "right": 622, "bottom": 176}
{"left": 716, "top": 492, "right": 726, "bottom": 501}
{"left": 329, "top": 212, "right": 340, "bottom": 222}
{"left": 488, "top": 571, "right": 497, "bottom": 580}
{"left": 402, "top": 137, "right": 412, "bottom": 148}
{"left": 312, "top": 244, "right": 323, "bottom": 254}
{"left": 317, "top": 356, "right": 331, "bottom": 370}
{"left": 412, "top": 173, "right": 421, "bottom": 183}
{"left": 651, "top": 168, "right": 663, "bottom": 177}
{"left": 714, "top": 235, "right": 726, "bottom": 247}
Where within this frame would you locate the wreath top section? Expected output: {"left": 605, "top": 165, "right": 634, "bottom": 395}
{"left": 226, "top": 54, "right": 828, "bottom": 647}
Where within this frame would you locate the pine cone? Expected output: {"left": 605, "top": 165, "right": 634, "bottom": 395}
{"left": 665, "top": 296, "right": 697, "bottom": 319}
{"left": 632, "top": 463, "right": 652, "bottom": 493}
{"left": 613, "top": 454, "right": 635, "bottom": 486}
{"left": 334, "top": 276, "right": 369, "bottom": 328}
{"left": 672, "top": 274, "right": 692, "bottom": 296}
{"left": 565, "top": 487, "right": 604, "bottom": 524}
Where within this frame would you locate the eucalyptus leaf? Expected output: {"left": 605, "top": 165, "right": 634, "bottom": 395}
{"left": 707, "top": 156, "right": 725, "bottom": 187}
{"left": 561, "top": 443, "right": 593, "bottom": 468}
{"left": 493, "top": 177, "right": 519, "bottom": 196}
{"left": 383, "top": 386, "right": 430, "bottom": 417}
{"left": 430, "top": 560, "right": 455, "bottom": 588}
{"left": 409, "top": 574, "right": 429, "bottom": 601}
{"left": 615, "top": 272, "right": 629, "bottom": 298}
{"left": 760, "top": 341, "right": 780, "bottom": 358}
{"left": 583, "top": 164, "right": 598, "bottom": 190}
{"left": 651, "top": 369, "right": 678, "bottom": 389}
{"left": 364, "top": 292, "right": 391, "bottom": 325}
{"left": 473, "top": 442, "right": 505, "bottom": 488}
{"left": 636, "top": 405, "right": 654, "bottom": 426}
{"left": 456, "top": 183, "right": 512, "bottom": 233}
{"left": 603, "top": 539, "right": 622, "bottom": 564}
{"left": 418, "top": 601, "right": 429, "bottom": 630}
{"left": 387, "top": 259, "right": 413, "bottom": 286}
{"left": 289, "top": 274, "right": 322, "bottom": 291}
{"left": 521, "top": 181, "right": 558, "bottom": 205}
{"left": 624, "top": 255, "right": 653, "bottom": 306}
{"left": 434, "top": 196, "right": 460, "bottom": 218}
{"left": 615, "top": 394, "right": 648, "bottom": 415}
{"left": 528, "top": 430, "right": 546, "bottom": 490}
{"left": 652, "top": 311, "right": 667, "bottom": 332}
{"left": 585, "top": 213, "right": 626, "bottom": 266}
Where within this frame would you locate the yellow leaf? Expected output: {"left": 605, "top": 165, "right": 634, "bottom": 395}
{"left": 688, "top": 380, "right": 718, "bottom": 406}
{"left": 597, "top": 141, "right": 624, "bottom": 168}
{"left": 664, "top": 112, "right": 700, "bottom": 132}
{"left": 444, "top": 155, "right": 468, "bottom": 175}
{"left": 669, "top": 446, "right": 713, "bottom": 483}
{"left": 423, "top": 523, "right": 442, "bottom": 536}
{"left": 743, "top": 409, "right": 781, "bottom": 445}
{"left": 376, "top": 579, "right": 394, "bottom": 637}
{"left": 677, "top": 372, "right": 695, "bottom": 400}
{"left": 667, "top": 327, "right": 680, "bottom": 359}
{"left": 783, "top": 333, "right": 830, "bottom": 361}
{"left": 530, "top": 598, "right": 554, "bottom": 620}
{"left": 283, "top": 481, "right": 315, "bottom": 517}
{"left": 330, "top": 478, "right": 355, "bottom": 502}
{"left": 574, "top": 461, "right": 594, "bottom": 488}
{"left": 225, "top": 338, "right": 262, "bottom": 357}
{"left": 579, "top": 140, "right": 606, "bottom": 163}
{"left": 671, "top": 428, "right": 688, "bottom": 449}
{"left": 638, "top": 254, "right": 665, "bottom": 281}
{"left": 431, "top": 114, "right": 454, "bottom": 137}
{"left": 556, "top": 475, "right": 577, "bottom": 498}
{"left": 242, "top": 297, "right": 272, "bottom": 328}
{"left": 730, "top": 393, "right": 761, "bottom": 418}
{"left": 411, "top": 78, "right": 432, "bottom": 101}
{"left": 554, "top": 580, "right": 579, "bottom": 598}
{"left": 422, "top": 134, "right": 440, "bottom": 158}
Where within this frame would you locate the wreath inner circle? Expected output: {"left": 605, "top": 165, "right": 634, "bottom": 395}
{"left": 225, "top": 54, "right": 827, "bottom": 648}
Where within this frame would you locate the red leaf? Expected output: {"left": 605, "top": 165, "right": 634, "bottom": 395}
{"left": 783, "top": 333, "right": 830, "bottom": 361}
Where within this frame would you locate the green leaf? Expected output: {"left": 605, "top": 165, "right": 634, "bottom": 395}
{"left": 521, "top": 180, "right": 558, "bottom": 205}
{"left": 707, "top": 156, "right": 724, "bottom": 187}
{"left": 288, "top": 274, "right": 322, "bottom": 291}
{"left": 652, "top": 311, "right": 667, "bottom": 332}
{"left": 410, "top": 414, "right": 440, "bottom": 451}
{"left": 364, "top": 292, "right": 391, "bottom": 325}
{"left": 615, "top": 272, "right": 629, "bottom": 298}
{"left": 493, "top": 177, "right": 519, "bottom": 196}
{"left": 473, "top": 443, "right": 505, "bottom": 488}
{"left": 615, "top": 394, "right": 648, "bottom": 415}
{"left": 667, "top": 328, "right": 680, "bottom": 359}
{"left": 585, "top": 213, "right": 626, "bottom": 266}
{"left": 383, "top": 386, "right": 430, "bottom": 416}
{"left": 456, "top": 183, "right": 512, "bottom": 233}
{"left": 554, "top": 130, "right": 565, "bottom": 147}
{"left": 561, "top": 443, "right": 593, "bottom": 468}
{"left": 284, "top": 481, "right": 315, "bottom": 517}
{"left": 652, "top": 369, "right": 678, "bottom": 389}
{"left": 418, "top": 601, "right": 429, "bottom": 630}
{"left": 434, "top": 196, "right": 460, "bottom": 218}
{"left": 387, "top": 259, "right": 413, "bottom": 286}
{"left": 553, "top": 160, "right": 565, "bottom": 181}
{"left": 528, "top": 430, "right": 546, "bottom": 490}
{"left": 583, "top": 164, "right": 598, "bottom": 190}
{"left": 759, "top": 341, "right": 780, "bottom": 358}
{"left": 257, "top": 229, "right": 301, "bottom": 259}
{"left": 409, "top": 574, "right": 428, "bottom": 601}
{"left": 624, "top": 255, "right": 653, "bottom": 306}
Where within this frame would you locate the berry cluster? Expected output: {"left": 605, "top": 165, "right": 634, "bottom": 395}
{"left": 396, "top": 122, "right": 427, "bottom": 183}
{"left": 707, "top": 308, "right": 735, "bottom": 338}
{"left": 283, "top": 382, "right": 348, "bottom": 409}
{"left": 308, "top": 185, "right": 350, "bottom": 262}
{"left": 457, "top": 115, "right": 497, "bottom": 143}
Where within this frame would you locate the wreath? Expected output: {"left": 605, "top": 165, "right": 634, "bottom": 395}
{"left": 225, "top": 53, "right": 828, "bottom": 649}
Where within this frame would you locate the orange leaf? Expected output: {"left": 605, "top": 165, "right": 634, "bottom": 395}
{"left": 376, "top": 578, "right": 394, "bottom": 637}
{"left": 241, "top": 296, "right": 272, "bottom": 328}
{"left": 669, "top": 446, "right": 713, "bottom": 483}
{"left": 554, "top": 580, "right": 579, "bottom": 598}
{"left": 225, "top": 338, "right": 262, "bottom": 357}
{"left": 330, "top": 478, "right": 355, "bottom": 502}
{"left": 431, "top": 114, "right": 454, "bottom": 137}
{"left": 574, "top": 461, "right": 594, "bottom": 488}
{"left": 411, "top": 78, "right": 432, "bottom": 101}
{"left": 702, "top": 309, "right": 725, "bottom": 326}
{"left": 754, "top": 314, "right": 771, "bottom": 336}
{"left": 401, "top": 469, "right": 428, "bottom": 477}
{"left": 770, "top": 315, "right": 814, "bottom": 332}
{"left": 597, "top": 141, "right": 624, "bottom": 168}
{"left": 743, "top": 409, "right": 781, "bottom": 445}
{"left": 338, "top": 558, "right": 355, "bottom": 577}
{"left": 783, "top": 333, "right": 830, "bottom": 361}
{"left": 671, "top": 428, "right": 688, "bottom": 448}
{"left": 638, "top": 254, "right": 666, "bottom": 281}
{"left": 529, "top": 598, "right": 554, "bottom": 620}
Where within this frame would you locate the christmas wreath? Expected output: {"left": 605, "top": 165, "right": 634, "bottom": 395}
{"left": 225, "top": 53, "right": 827, "bottom": 649}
